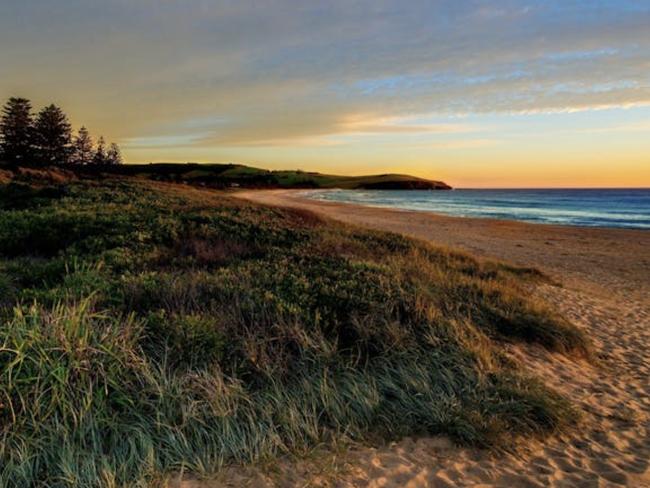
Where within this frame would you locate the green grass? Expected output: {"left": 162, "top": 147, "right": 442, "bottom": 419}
{"left": 0, "top": 177, "right": 588, "bottom": 487}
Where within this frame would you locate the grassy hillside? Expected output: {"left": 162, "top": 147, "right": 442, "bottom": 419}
{"left": 0, "top": 172, "right": 588, "bottom": 487}
{"left": 94, "top": 162, "right": 453, "bottom": 189}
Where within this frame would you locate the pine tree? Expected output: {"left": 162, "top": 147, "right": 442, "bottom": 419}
{"left": 93, "top": 136, "right": 107, "bottom": 165}
{"left": 106, "top": 142, "right": 123, "bottom": 165}
{"left": 0, "top": 97, "right": 34, "bottom": 164}
{"left": 33, "top": 104, "right": 72, "bottom": 165}
{"left": 71, "top": 126, "right": 94, "bottom": 165}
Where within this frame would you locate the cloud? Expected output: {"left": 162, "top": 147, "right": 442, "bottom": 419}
{"left": 337, "top": 115, "right": 473, "bottom": 135}
{"left": 122, "top": 133, "right": 212, "bottom": 149}
{"left": 1, "top": 0, "right": 649, "bottom": 148}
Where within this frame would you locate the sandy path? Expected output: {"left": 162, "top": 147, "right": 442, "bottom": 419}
{"left": 177, "top": 190, "right": 650, "bottom": 487}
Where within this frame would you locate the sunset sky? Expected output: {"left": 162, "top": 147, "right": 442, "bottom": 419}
{"left": 1, "top": 1, "right": 649, "bottom": 187}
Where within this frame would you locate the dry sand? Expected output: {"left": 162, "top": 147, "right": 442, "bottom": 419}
{"left": 176, "top": 189, "right": 650, "bottom": 487}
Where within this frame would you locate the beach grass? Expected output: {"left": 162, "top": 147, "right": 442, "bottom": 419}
{"left": 0, "top": 177, "right": 589, "bottom": 487}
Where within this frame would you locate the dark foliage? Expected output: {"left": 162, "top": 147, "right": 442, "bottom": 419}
{"left": 33, "top": 104, "right": 72, "bottom": 165}
{"left": 0, "top": 97, "right": 123, "bottom": 167}
{"left": 0, "top": 97, "right": 34, "bottom": 164}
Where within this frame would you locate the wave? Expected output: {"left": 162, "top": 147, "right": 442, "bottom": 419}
{"left": 301, "top": 189, "right": 650, "bottom": 229}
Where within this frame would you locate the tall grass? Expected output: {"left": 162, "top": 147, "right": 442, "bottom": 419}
{"left": 0, "top": 179, "right": 588, "bottom": 487}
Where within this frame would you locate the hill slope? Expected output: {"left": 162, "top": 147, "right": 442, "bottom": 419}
{"left": 102, "top": 162, "right": 453, "bottom": 189}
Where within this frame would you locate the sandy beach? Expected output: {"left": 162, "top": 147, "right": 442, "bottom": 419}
{"left": 188, "top": 189, "right": 650, "bottom": 487}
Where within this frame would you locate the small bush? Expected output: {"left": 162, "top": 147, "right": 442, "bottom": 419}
{"left": 142, "top": 311, "right": 226, "bottom": 369}
{"left": 0, "top": 182, "right": 66, "bottom": 210}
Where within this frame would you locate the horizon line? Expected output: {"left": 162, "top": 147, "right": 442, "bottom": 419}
{"left": 123, "top": 161, "right": 650, "bottom": 190}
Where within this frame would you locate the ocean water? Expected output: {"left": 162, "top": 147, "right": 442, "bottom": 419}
{"left": 302, "top": 188, "right": 650, "bottom": 229}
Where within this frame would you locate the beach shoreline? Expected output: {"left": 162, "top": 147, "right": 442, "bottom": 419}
{"left": 202, "top": 188, "right": 650, "bottom": 487}
{"left": 235, "top": 189, "right": 650, "bottom": 302}
{"left": 294, "top": 187, "right": 650, "bottom": 230}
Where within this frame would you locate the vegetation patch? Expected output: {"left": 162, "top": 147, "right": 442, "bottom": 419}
{"left": 0, "top": 178, "right": 588, "bottom": 487}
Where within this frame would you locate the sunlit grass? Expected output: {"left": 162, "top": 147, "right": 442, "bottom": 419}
{"left": 0, "top": 177, "right": 589, "bottom": 486}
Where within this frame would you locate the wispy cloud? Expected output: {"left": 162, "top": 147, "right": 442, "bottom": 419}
{"left": 1, "top": 0, "right": 648, "bottom": 151}
{"left": 337, "top": 115, "right": 474, "bottom": 135}
{"left": 122, "top": 133, "right": 212, "bottom": 149}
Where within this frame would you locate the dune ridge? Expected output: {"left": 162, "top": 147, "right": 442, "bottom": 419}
{"left": 196, "top": 189, "right": 650, "bottom": 487}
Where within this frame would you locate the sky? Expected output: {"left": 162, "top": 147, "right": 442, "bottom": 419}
{"left": 1, "top": 0, "right": 649, "bottom": 188}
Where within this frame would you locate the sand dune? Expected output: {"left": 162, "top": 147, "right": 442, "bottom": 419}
{"left": 174, "top": 189, "right": 650, "bottom": 487}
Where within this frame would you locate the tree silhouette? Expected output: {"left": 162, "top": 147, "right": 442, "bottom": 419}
{"left": 33, "top": 104, "right": 72, "bottom": 165}
{"left": 93, "top": 136, "right": 107, "bottom": 165}
{"left": 106, "top": 142, "right": 123, "bottom": 165}
{"left": 1, "top": 96, "right": 123, "bottom": 168}
{"left": 0, "top": 97, "right": 34, "bottom": 164}
{"left": 71, "top": 126, "right": 94, "bottom": 165}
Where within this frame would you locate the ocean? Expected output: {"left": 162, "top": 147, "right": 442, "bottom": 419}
{"left": 302, "top": 188, "right": 650, "bottom": 229}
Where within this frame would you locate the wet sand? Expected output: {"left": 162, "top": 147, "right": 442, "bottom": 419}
{"left": 178, "top": 189, "right": 650, "bottom": 487}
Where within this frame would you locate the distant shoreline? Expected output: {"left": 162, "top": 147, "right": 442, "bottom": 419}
{"left": 444, "top": 187, "right": 650, "bottom": 191}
